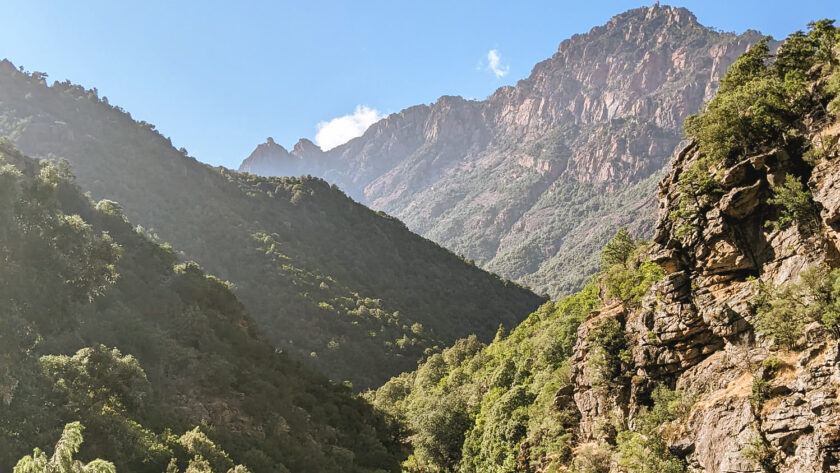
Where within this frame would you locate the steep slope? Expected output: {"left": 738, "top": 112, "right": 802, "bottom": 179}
{"left": 0, "top": 61, "right": 544, "bottom": 389}
{"left": 0, "top": 141, "right": 400, "bottom": 473}
{"left": 371, "top": 21, "right": 840, "bottom": 473}
{"left": 240, "top": 4, "right": 764, "bottom": 297}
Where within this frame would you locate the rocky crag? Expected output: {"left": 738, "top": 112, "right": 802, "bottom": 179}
{"left": 241, "top": 4, "right": 765, "bottom": 297}
{"left": 572, "top": 33, "right": 840, "bottom": 472}
{"left": 371, "top": 23, "right": 840, "bottom": 473}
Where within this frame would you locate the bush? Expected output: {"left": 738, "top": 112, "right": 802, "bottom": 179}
{"left": 615, "top": 430, "right": 684, "bottom": 473}
{"left": 749, "top": 375, "right": 771, "bottom": 412}
{"left": 685, "top": 38, "right": 795, "bottom": 166}
{"left": 753, "top": 266, "right": 840, "bottom": 347}
{"left": 668, "top": 156, "right": 723, "bottom": 240}
{"left": 614, "top": 385, "right": 690, "bottom": 473}
{"left": 587, "top": 318, "right": 630, "bottom": 389}
{"left": 765, "top": 174, "right": 818, "bottom": 233}
{"left": 599, "top": 229, "right": 664, "bottom": 307}
{"left": 752, "top": 282, "right": 809, "bottom": 349}
{"left": 572, "top": 443, "right": 612, "bottom": 473}
{"left": 741, "top": 432, "right": 774, "bottom": 469}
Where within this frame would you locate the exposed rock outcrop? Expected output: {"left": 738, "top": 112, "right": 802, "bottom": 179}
{"left": 570, "top": 118, "right": 840, "bottom": 472}
{"left": 239, "top": 5, "right": 766, "bottom": 298}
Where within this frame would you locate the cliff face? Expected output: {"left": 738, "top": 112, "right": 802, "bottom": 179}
{"left": 570, "top": 128, "right": 840, "bottom": 472}
{"left": 240, "top": 4, "right": 764, "bottom": 297}
{"left": 369, "top": 22, "right": 840, "bottom": 473}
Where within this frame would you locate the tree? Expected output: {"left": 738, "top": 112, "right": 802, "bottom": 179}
{"left": 14, "top": 422, "right": 117, "bottom": 473}
{"left": 601, "top": 228, "right": 636, "bottom": 269}
{"left": 40, "top": 346, "right": 150, "bottom": 415}
{"left": 765, "top": 174, "right": 818, "bottom": 233}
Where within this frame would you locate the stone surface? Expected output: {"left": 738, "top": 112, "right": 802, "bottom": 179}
{"left": 238, "top": 5, "right": 764, "bottom": 298}
{"left": 570, "top": 119, "right": 840, "bottom": 472}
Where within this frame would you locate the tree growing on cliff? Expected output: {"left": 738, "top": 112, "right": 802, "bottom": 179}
{"left": 14, "top": 422, "right": 116, "bottom": 473}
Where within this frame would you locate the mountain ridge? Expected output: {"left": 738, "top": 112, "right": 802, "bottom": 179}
{"left": 0, "top": 58, "right": 544, "bottom": 389}
{"left": 239, "top": 4, "right": 766, "bottom": 297}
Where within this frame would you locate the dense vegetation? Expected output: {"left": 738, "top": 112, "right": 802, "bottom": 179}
{"left": 0, "top": 60, "right": 544, "bottom": 388}
{"left": 671, "top": 20, "right": 840, "bottom": 239}
{"left": 0, "top": 141, "right": 401, "bottom": 472}
{"left": 368, "top": 230, "right": 663, "bottom": 473}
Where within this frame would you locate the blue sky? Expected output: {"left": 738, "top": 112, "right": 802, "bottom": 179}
{"left": 1, "top": 1, "right": 838, "bottom": 168}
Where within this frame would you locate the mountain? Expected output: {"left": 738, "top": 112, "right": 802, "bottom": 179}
{"left": 0, "top": 61, "right": 544, "bottom": 389}
{"left": 369, "top": 21, "right": 840, "bottom": 473}
{"left": 0, "top": 141, "right": 401, "bottom": 473}
{"left": 239, "top": 4, "right": 765, "bottom": 298}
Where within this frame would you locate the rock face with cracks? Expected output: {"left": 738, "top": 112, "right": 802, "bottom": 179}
{"left": 569, "top": 121, "right": 840, "bottom": 472}
{"left": 239, "top": 5, "right": 764, "bottom": 299}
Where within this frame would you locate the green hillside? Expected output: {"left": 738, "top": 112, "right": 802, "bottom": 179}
{"left": 0, "top": 61, "right": 544, "bottom": 388}
{"left": 0, "top": 141, "right": 401, "bottom": 473}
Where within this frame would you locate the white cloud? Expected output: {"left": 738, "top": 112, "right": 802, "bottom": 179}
{"left": 315, "top": 105, "right": 383, "bottom": 151}
{"left": 486, "top": 49, "right": 509, "bottom": 78}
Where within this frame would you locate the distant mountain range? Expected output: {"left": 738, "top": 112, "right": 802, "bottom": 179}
{"left": 0, "top": 59, "right": 543, "bottom": 389}
{"left": 240, "top": 4, "right": 765, "bottom": 297}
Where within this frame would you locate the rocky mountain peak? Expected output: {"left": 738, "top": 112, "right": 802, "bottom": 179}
{"left": 291, "top": 137, "right": 322, "bottom": 157}
{"left": 239, "top": 137, "right": 296, "bottom": 175}
{"left": 238, "top": 6, "right": 763, "bottom": 299}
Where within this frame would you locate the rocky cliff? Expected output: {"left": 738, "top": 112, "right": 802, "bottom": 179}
{"left": 371, "top": 24, "right": 840, "bottom": 473}
{"left": 570, "top": 33, "right": 840, "bottom": 470}
{"left": 241, "top": 4, "right": 765, "bottom": 297}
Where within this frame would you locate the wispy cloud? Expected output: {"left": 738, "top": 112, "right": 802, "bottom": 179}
{"left": 485, "top": 49, "right": 509, "bottom": 78}
{"left": 315, "top": 105, "right": 383, "bottom": 151}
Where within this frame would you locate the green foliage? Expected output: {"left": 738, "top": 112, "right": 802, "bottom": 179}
{"left": 674, "top": 21, "right": 840, "bottom": 241}
{"left": 749, "top": 375, "right": 772, "bottom": 412}
{"left": 752, "top": 282, "right": 810, "bottom": 349}
{"left": 0, "top": 144, "right": 401, "bottom": 473}
{"left": 0, "top": 60, "right": 544, "bottom": 388}
{"left": 741, "top": 432, "right": 774, "bottom": 469}
{"left": 685, "top": 38, "right": 796, "bottom": 165}
{"left": 14, "top": 422, "right": 117, "bottom": 473}
{"left": 179, "top": 428, "right": 251, "bottom": 473}
{"left": 601, "top": 228, "right": 636, "bottom": 269}
{"left": 635, "top": 386, "right": 695, "bottom": 435}
{"left": 752, "top": 266, "right": 840, "bottom": 348}
{"left": 615, "top": 431, "right": 684, "bottom": 473}
{"left": 599, "top": 230, "right": 664, "bottom": 307}
{"left": 668, "top": 156, "right": 722, "bottom": 240}
{"left": 40, "top": 346, "right": 150, "bottom": 414}
{"left": 371, "top": 227, "right": 669, "bottom": 473}
{"left": 614, "top": 386, "right": 690, "bottom": 473}
{"left": 765, "top": 174, "right": 818, "bottom": 233}
{"left": 587, "top": 318, "right": 630, "bottom": 390}
{"left": 601, "top": 261, "right": 664, "bottom": 308}
{"left": 571, "top": 443, "right": 612, "bottom": 473}
{"left": 372, "top": 279, "right": 600, "bottom": 473}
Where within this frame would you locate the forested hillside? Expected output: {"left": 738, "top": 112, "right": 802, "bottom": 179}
{"left": 369, "top": 20, "right": 840, "bottom": 473}
{"left": 0, "top": 61, "right": 544, "bottom": 388}
{"left": 240, "top": 5, "right": 763, "bottom": 298}
{"left": 0, "top": 140, "right": 401, "bottom": 473}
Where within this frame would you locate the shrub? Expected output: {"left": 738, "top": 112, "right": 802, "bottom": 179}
{"left": 599, "top": 229, "right": 664, "bottom": 307}
{"left": 765, "top": 174, "right": 818, "bottom": 233}
{"left": 753, "top": 266, "right": 840, "bottom": 347}
{"left": 749, "top": 375, "right": 771, "bottom": 412}
{"left": 741, "top": 432, "right": 774, "bottom": 469}
{"left": 752, "top": 282, "right": 809, "bottom": 349}
{"left": 572, "top": 443, "right": 612, "bottom": 473}
{"left": 614, "top": 385, "right": 690, "bottom": 473}
{"left": 587, "top": 318, "right": 630, "bottom": 390}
